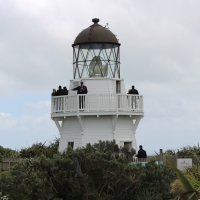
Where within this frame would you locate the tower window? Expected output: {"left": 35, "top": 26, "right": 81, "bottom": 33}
{"left": 68, "top": 142, "right": 74, "bottom": 149}
{"left": 124, "top": 142, "right": 132, "bottom": 150}
{"left": 116, "top": 80, "right": 121, "bottom": 93}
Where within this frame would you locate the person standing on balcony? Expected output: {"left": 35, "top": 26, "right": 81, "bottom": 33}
{"left": 57, "top": 86, "right": 64, "bottom": 96}
{"left": 128, "top": 85, "right": 139, "bottom": 95}
{"left": 72, "top": 82, "right": 88, "bottom": 94}
{"left": 72, "top": 82, "right": 88, "bottom": 109}
{"left": 128, "top": 85, "right": 139, "bottom": 110}
{"left": 63, "top": 86, "right": 68, "bottom": 95}
{"left": 51, "top": 89, "right": 57, "bottom": 96}
{"left": 137, "top": 145, "right": 147, "bottom": 159}
{"left": 57, "top": 86, "right": 64, "bottom": 111}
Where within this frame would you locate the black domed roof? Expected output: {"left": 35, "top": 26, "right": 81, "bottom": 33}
{"left": 72, "top": 18, "right": 120, "bottom": 46}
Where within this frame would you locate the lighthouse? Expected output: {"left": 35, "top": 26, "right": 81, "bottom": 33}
{"left": 51, "top": 18, "right": 144, "bottom": 152}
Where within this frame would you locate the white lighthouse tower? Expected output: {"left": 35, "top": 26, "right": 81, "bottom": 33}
{"left": 51, "top": 18, "right": 144, "bottom": 152}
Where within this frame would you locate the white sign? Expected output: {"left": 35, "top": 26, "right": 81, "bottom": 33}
{"left": 177, "top": 158, "right": 192, "bottom": 171}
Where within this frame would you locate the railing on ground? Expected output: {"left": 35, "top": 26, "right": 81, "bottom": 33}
{"left": 132, "top": 150, "right": 164, "bottom": 165}
{"left": 132, "top": 155, "right": 200, "bottom": 167}
{"left": 51, "top": 94, "right": 143, "bottom": 114}
{"left": 165, "top": 155, "right": 200, "bottom": 166}
{"left": 0, "top": 158, "right": 22, "bottom": 171}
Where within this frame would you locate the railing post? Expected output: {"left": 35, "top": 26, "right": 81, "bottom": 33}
{"left": 61, "top": 97, "right": 64, "bottom": 111}
{"left": 141, "top": 96, "right": 143, "bottom": 111}
{"left": 55, "top": 97, "right": 57, "bottom": 111}
{"left": 77, "top": 95, "right": 79, "bottom": 114}
{"left": 64, "top": 96, "right": 66, "bottom": 113}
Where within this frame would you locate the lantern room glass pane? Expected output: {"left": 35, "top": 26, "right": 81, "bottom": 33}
{"left": 73, "top": 43, "right": 120, "bottom": 79}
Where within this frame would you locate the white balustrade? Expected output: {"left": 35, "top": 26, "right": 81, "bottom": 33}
{"left": 51, "top": 94, "right": 143, "bottom": 113}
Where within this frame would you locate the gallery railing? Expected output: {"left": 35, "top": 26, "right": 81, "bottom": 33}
{"left": 51, "top": 94, "right": 143, "bottom": 113}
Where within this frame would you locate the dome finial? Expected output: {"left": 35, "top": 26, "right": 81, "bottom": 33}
{"left": 92, "top": 18, "right": 99, "bottom": 24}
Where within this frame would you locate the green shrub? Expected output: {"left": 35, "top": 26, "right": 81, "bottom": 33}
{"left": 0, "top": 140, "right": 176, "bottom": 200}
{"left": 134, "top": 189, "right": 162, "bottom": 200}
{"left": 0, "top": 146, "right": 19, "bottom": 159}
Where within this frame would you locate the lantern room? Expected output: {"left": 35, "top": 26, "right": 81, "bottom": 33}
{"left": 72, "top": 18, "right": 120, "bottom": 79}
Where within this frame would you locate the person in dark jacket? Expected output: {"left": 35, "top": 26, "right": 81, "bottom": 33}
{"left": 128, "top": 85, "right": 139, "bottom": 95}
{"left": 72, "top": 82, "right": 88, "bottom": 109}
{"left": 51, "top": 89, "right": 57, "bottom": 96}
{"left": 72, "top": 82, "right": 88, "bottom": 94}
{"left": 137, "top": 145, "right": 147, "bottom": 159}
{"left": 63, "top": 86, "right": 68, "bottom": 95}
{"left": 128, "top": 86, "right": 139, "bottom": 110}
{"left": 56, "top": 86, "right": 64, "bottom": 110}
{"left": 57, "top": 86, "right": 64, "bottom": 96}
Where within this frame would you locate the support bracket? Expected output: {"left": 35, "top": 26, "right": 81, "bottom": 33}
{"left": 112, "top": 115, "right": 118, "bottom": 135}
{"left": 77, "top": 116, "right": 84, "bottom": 135}
{"left": 54, "top": 118, "right": 62, "bottom": 135}
{"left": 132, "top": 117, "right": 141, "bottom": 133}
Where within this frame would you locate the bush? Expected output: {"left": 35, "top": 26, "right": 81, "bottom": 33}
{"left": 139, "top": 161, "right": 177, "bottom": 200}
{"left": 0, "top": 140, "right": 176, "bottom": 200}
{"left": 0, "top": 146, "right": 19, "bottom": 159}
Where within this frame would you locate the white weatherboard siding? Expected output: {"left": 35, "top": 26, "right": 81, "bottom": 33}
{"left": 58, "top": 117, "right": 82, "bottom": 152}
{"left": 68, "top": 78, "right": 126, "bottom": 95}
{"left": 114, "top": 116, "right": 137, "bottom": 150}
{"left": 84, "top": 79, "right": 110, "bottom": 94}
{"left": 57, "top": 115, "right": 138, "bottom": 152}
{"left": 120, "top": 80, "right": 126, "bottom": 94}
{"left": 108, "top": 79, "right": 116, "bottom": 93}
{"left": 82, "top": 116, "right": 113, "bottom": 146}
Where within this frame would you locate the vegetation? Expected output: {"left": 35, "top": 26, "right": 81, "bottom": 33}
{"left": 164, "top": 144, "right": 200, "bottom": 157}
{"left": 19, "top": 139, "right": 59, "bottom": 158}
{"left": 0, "top": 192, "right": 9, "bottom": 200}
{"left": 169, "top": 153, "right": 200, "bottom": 200}
{"left": 0, "top": 146, "right": 19, "bottom": 159}
{"left": 0, "top": 140, "right": 176, "bottom": 200}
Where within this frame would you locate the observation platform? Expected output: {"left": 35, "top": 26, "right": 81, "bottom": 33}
{"left": 51, "top": 94, "right": 144, "bottom": 118}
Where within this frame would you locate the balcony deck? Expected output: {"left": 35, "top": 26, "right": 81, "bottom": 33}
{"left": 51, "top": 94, "right": 144, "bottom": 117}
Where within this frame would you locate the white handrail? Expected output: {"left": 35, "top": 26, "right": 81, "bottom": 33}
{"left": 51, "top": 94, "right": 143, "bottom": 113}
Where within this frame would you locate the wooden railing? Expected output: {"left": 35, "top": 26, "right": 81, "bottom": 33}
{"left": 51, "top": 94, "right": 143, "bottom": 113}
{"left": 0, "top": 158, "right": 22, "bottom": 171}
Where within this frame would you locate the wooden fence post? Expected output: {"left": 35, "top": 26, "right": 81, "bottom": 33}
{"left": 160, "top": 149, "right": 163, "bottom": 162}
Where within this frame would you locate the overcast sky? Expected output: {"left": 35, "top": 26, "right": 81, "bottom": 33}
{"left": 0, "top": 0, "right": 200, "bottom": 154}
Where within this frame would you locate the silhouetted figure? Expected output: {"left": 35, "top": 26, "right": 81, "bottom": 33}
{"left": 128, "top": 85, "right": 139, "bottom": 95}
{"left": 128, "top": 86, "right": 139, "bottom": 110}
{"left": 57, "top": 86, "right": 64, "bottom": 96}
{"left": 137, "top": 145, "right": 147, "bottom": 159}
{"left": 56, "top": 86, "right": 64, "bottom": 111}
{"left": 63, "top": 86, "right": 68, "bottom": 95}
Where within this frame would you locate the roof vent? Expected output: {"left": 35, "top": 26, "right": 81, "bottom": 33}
{"left": 92, "top": 18, "right": 99, "bottom": 24}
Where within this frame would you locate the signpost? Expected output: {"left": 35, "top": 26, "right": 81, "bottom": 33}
{"left": 177, "top": 158, "right": 192, "bottom": 170}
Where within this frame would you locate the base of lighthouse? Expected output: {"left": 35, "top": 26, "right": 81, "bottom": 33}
{"left": 56, "top": 115, "right": 141, "bottom": 152}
